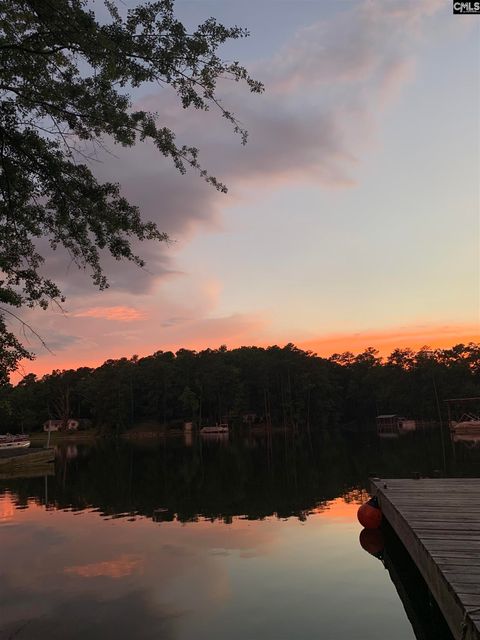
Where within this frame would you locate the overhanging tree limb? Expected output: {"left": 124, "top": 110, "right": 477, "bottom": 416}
{"left": 0, "top": 0, "right": 263, "bottom": 379}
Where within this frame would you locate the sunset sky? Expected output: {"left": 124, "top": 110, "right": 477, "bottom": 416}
{"left": 16, "top": 0, "right": 479, "bottom": 379}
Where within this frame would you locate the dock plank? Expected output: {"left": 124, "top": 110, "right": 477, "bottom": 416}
{"left": 371, "top": 478, "right": 480, "bottom": 640}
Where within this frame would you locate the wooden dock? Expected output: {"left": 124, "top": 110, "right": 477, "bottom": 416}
{"left": 371, "top": 478, "right": 480, "bottom": 640}
{"left": 0, "top": 447, "right": 55, "bottom": 468}
{"left": 0, "top": 464, "right": 55, "bottom": 480}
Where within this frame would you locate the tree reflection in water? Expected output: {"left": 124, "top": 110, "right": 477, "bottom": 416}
{"left": 0, "top": 430, "right": 474, "bottom": 640}
{"left": 1, "top": 429, "right": 475, "bottom": 522}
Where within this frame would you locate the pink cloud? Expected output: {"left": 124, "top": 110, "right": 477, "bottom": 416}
{"left": 72, "top": 306, "right": 147, "bottom": 322}
{"left": 64, "top": 554, "right": 144, "bottom": 579}
{"left": 262, "top": 0, "right": 441, "bottom": 95}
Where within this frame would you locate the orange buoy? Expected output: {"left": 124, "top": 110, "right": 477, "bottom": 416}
{"left": 359, "top": 528, "right": 384, "bottom": 559}
{"left": 357, "top": 495, "right": 382, "bottom": 529}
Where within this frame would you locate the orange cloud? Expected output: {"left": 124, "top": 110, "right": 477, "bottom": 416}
{"left": 72, "top": 306, "right": 146, "bottom": 322}
{"left": 13, "top": 318, "right": 479, "bottom": 382}
{"left": 64, "top": 554, "right": 144, "bottom": 579}
{"left": 299, "top": 322, "right": 480, "bottom": 357}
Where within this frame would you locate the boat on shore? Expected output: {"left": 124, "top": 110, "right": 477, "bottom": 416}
{"left": 0, "top": 434, "right": 30, "bottom": 450}
{"left": 450, "top": 414, "right": 480, "bottom": 443}
{"left": 200, "top": 424, "right": 229, "bottom": 435}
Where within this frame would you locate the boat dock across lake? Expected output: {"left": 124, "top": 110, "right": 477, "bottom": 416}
{"left": 0, "top": 447, "right": 55, "bottom": 469}
{"left": 371, "top": 478, "right": 480, "bottom": 640}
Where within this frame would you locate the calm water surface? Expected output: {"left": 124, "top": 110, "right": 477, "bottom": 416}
{"left": 1, "top": 431, "right": 469, "bottom": 640}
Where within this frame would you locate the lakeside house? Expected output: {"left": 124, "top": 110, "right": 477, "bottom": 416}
{"left": 43, "top": 419, "right": 80, "bottom": 432}
{"left": 376, "top": 414, "right": 416, "bottom": 438}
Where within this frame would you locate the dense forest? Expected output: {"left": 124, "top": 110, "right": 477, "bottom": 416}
{"left": 0, "top": 343, "right": 479, "bottom": 434}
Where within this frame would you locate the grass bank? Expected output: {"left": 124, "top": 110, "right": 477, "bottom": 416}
{"left": 29, "top": 430, "right": 98, "bottom": 444}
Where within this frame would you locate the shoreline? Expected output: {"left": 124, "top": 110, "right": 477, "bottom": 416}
{"left": 29, "top": 431, "right": 98, "bottom": 444}
{"left": 26, "top": 425, "right": 290, "bottom": 444}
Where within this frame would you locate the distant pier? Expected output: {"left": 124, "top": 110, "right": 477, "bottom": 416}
{"left": 0, "top": 447, "right": 55, "bottom": 469}
{"left": 371, "top": 478, "right": 480, "bottom": 640}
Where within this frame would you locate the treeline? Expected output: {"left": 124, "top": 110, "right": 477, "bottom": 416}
{"left": 0, "top": 343, "right": 479, "bottom": 434}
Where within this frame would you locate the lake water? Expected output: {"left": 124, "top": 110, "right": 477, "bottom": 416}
{"left": 0, "top": 430, "right": 469, "bottom": 640}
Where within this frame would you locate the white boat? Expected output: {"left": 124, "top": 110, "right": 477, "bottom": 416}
{"left": 200, "top": 424, "right": 229, "bottom": 435}
{"left": 450, "top": 414, "right": 480, "bottom": 443}
{"left": 0, "top": 434, "right": 31, "bottom": 450}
